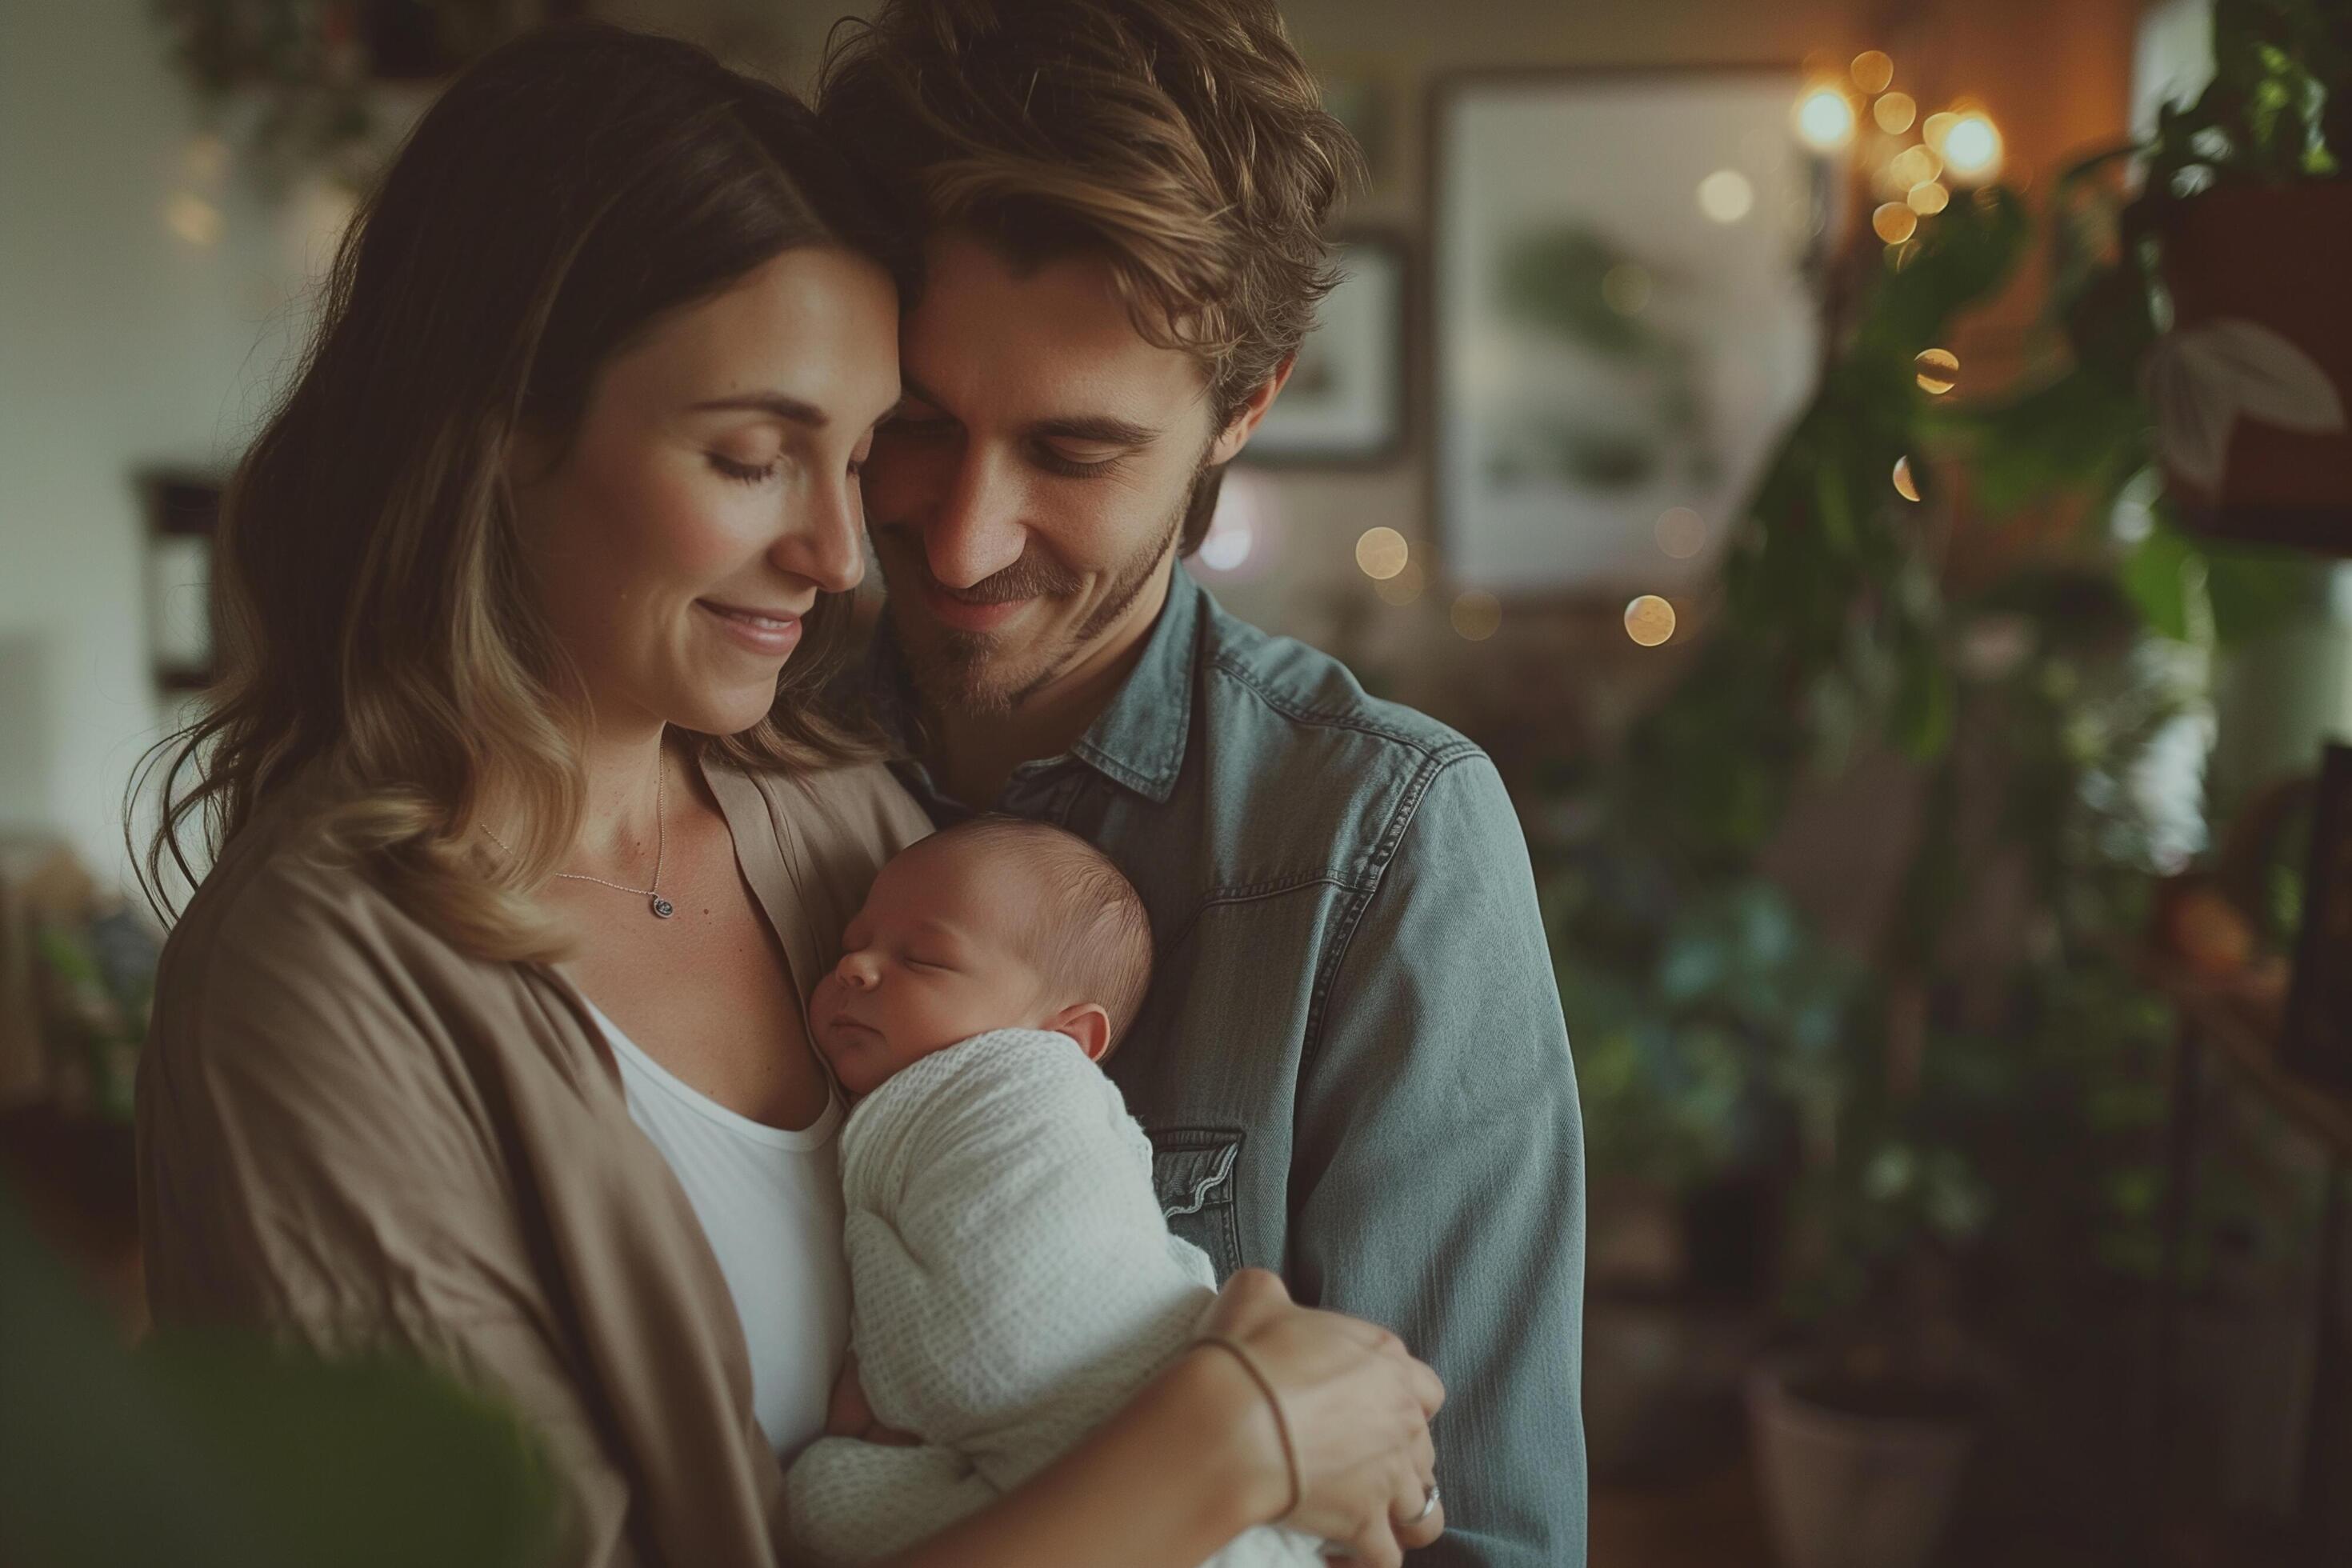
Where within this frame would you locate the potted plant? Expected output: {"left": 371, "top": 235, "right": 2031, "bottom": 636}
{"left": 2140, "top": 0, "right": 2351, "bottom": 542}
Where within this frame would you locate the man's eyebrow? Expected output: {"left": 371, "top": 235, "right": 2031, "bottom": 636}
{"left": 1028, "top": 413, "right": 1161, "bottom": 447}
{"left": 688, "top": 393, "right": 830, "bottom": 427}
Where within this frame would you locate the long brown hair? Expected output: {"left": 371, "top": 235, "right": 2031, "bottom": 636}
{"left": 137, "top": 22, "right": 911, "bottom": 960}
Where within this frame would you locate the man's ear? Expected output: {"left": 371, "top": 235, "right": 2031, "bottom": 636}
{"left": 1045, "top": 1002, "right": 1113, "bottom": 1062}
{"left": 1203, "top": 354, "right": 1296, "bottom": 468}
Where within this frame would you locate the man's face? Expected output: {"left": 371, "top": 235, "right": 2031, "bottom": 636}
{"left": 860, "top": 232, "right": 1226, "bottom": 715}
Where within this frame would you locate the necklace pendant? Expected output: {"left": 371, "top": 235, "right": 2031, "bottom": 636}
{"left": 650, "top": 896, "right": 675, "bottom": 920}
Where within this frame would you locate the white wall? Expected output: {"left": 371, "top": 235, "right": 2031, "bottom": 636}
{"left": 0, "top": 0, "right": 342, "bottom": 888}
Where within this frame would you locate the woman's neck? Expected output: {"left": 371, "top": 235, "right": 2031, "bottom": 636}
{"left": 570, "top": 715, "right": 674, "bottom": 878}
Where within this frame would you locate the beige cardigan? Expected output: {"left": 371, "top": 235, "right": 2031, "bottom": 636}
{"left": 136, "top": 758, "right": 932, "bottom": 1568}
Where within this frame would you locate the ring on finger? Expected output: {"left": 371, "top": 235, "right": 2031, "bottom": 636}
{"left": 1408, "top": 1481, "right": 1440, "bottom": 1525}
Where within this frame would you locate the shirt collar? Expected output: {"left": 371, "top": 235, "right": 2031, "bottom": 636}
{"left": 867, "top": 566, "right": 1202, "bottom": 808}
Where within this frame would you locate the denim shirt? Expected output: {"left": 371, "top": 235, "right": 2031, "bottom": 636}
{"left": 874, "top": 569, "right": 1587, "bottom": 1567}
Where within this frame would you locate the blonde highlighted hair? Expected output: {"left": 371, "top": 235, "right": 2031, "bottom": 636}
{"left": 135, "top": 24, "right": 910, "bottom": 962}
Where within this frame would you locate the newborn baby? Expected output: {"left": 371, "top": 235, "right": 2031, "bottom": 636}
{"left": 784, "top": 816, "right": 1320, "bottom": 1567}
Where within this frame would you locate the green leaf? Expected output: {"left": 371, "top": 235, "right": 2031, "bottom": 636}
{"left": 2121, "top": 524, "right": 2202, "bottom": 641}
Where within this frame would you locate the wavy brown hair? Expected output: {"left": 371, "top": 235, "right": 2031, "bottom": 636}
{"left": 136, "top": 22, "right": 912, "bottom": 960}
{"left": 815, "top": 0, "right": 1360, "bottom": 553}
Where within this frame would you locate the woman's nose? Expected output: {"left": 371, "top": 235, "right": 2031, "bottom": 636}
{"left": 772, "top": 472, "right": 866, "bottom": 595}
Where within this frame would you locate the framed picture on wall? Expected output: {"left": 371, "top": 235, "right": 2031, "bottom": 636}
{"left": 1243, "top": 231, "right": 1409, "bottom": 467}
{"left": 140, "top": 472, "right": 222, "bottom": 693}
{"left": 1430, "top": 67, "right": 1839, "bottom": 597}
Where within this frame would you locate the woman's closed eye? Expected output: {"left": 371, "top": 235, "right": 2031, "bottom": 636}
{"left": 709, "top": 451, "right": 781, "bottom": 485}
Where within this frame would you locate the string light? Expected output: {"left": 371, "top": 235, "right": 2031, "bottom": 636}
{"left": 1892, "top": 457, "right": 1922, "bottom": 502}
{"left": 1451, "top": 591, "right": 1502, "bottom": 642}
{"left": 1873, "top": 203, "right": 1919, "bottom": 243}
{"left": 1873, "top": 91, "right": 1918, "bottom": 134}
{"left": 1939, "top": 111, "right": 2004, "bottom": 184}
{"left": 1907, "top": 180, "right": 1950, "bottom": 214}
{"left": 1890, "top": 145, "right": 1943, "bottom": 188}
{"left": 1850, "top": 50, "right": 1894, "bottom": 94}
{"left": 1354, "top": 527, "right": 1409, "bottom": 581}
{"left": 1914, "top": 348, "right": 1959, "bottom": 394}
{"left": 1793, "top": 86, "right": 1857, "bottom": 152}
{"left": 1624, "top": 596, "right": 1678, "bottom": 647}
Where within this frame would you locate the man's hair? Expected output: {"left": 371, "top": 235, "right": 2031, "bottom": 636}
{"left": 931, "top": 815, "right": 1155, "bottom": 1052}
{"left": 816, "top": 0, "right": 1361, "bottom": 553}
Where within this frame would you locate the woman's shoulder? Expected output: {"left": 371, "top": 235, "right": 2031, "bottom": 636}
{"left": 152, "top": 793, "right": 490, "bottom": 1070}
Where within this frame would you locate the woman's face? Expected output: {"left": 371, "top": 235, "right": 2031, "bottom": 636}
{"left": 508, "top": 246, "right": 902, "bottom": 739}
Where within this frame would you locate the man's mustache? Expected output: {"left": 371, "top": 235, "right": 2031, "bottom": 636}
{"left": 873, "top": 524, "right": 1083, "bottom": 606}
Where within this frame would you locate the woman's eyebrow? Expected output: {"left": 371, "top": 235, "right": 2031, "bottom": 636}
{"left": 689, "top": 392, "right": 830, "bottom": 427}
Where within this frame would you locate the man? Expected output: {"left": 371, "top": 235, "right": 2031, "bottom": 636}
{"left": 819, "top": 5, "right": 1586, "bottom": 1562}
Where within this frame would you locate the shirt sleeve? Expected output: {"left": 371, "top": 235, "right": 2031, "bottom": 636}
{"left": 1286, "top": 753, "right": 1588, "bottom": 1568}
{"left": 136, "top": 921, "right": 642, "bottom": 1568}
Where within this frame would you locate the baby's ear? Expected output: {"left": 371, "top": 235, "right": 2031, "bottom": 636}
{"left": 1045, "top": 1002, "right": 1112, "bottom": 1062}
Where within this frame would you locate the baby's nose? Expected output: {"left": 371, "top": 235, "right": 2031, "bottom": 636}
{"left": 836, "top": 950, "right": 880, "bottom": 990}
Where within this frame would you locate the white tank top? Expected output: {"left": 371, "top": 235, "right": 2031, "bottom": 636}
{"left": 586, "top": 999, "right": 850, "bottom": 1459}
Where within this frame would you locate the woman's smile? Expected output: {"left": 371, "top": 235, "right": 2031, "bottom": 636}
{"left": 696, "top": 597, "right": 807, "bottom": 656}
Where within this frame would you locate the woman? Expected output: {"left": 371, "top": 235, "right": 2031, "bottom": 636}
{"left": 133, "top": 22, "right": 1443, "bottom": 1568}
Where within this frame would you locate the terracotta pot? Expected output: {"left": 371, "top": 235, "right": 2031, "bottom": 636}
{"left": 2158, "top": 182, "right": 2352, "bottom": 552}
{"left": 1746, "top": 1362, "right": 1976, "bottom": 1568}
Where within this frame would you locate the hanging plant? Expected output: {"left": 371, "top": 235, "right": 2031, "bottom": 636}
{"left": 152, "top": 1, "right": 553, "bottom": 190}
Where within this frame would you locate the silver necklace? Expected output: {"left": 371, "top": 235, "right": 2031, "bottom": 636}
{"left": 482, "top": 762, "right": 674, "bottom": 920}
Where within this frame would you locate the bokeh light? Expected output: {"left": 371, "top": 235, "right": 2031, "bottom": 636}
{"left": 1602, "top": 262, "right": 1653, "bottom": 316}
{"left": 1793, "top": 86, "right": 1857, "bottom": 152}
{"left": 1872, "top": 202, "right": 1919, "bottom": 243}
{"left": 1452, "top": 591, "right": 1502, "bottom": 642}
{"left": 1374, "top": 559, "right": 1425, "bottom": 606}
{"left": 1914, "top": 347, "right": 1959, "bottom": 395}
{"left": 164, "top": 193, "right": 222, "bottom": 247}
{"left": 1697, "top": 169, "right": 1755, "bottom": 224}
{"left": 1893, "top": 456, "right": 1922, "bottom": 502}
{"left": 1624, "top": 595, "right": 1678, "bottom": 647}
{"left": 1850, "top": 50, "right": 1894, "bottom": 94}
{"left": 1941, "top": 112, "right": 2004, "bottom": 183}
{"left": 1907, "top": 180, "right": 1950, "bottom": 215}
{"left": 1355, "top": 526, "right": 1409, "bottom": 581}
{"left": 1890, "top": 144, "right": 1943, "bottom": 188}
{"left": 1873, "top": 91, "right": 1918, "bottom": 134}
{"left": 1655, "top": 506, "right": 1707, "bottom": 560}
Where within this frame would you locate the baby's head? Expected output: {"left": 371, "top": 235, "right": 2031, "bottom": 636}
{"left": 809, "top": 817, "right": 1154, "bottom": 1096}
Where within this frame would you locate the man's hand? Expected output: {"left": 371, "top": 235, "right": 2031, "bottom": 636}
{"left": 825, "top": 1351, "right": 923, "bottom": 1446}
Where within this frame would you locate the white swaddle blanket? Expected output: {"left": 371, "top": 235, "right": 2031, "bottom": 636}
{"left": 784, "top": 1028, "right": 1322, "bottom": 1566}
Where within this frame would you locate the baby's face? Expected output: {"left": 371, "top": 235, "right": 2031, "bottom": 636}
{"left": 809, "top": 834, "right": 1054, "bottom": 1096}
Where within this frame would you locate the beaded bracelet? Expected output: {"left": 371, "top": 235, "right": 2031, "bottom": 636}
{"left": 1194, "top": 1333, "right": 1302, "bottom": 1524}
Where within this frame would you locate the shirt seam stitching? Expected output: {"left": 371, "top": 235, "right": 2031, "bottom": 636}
{"left": 1297, "top": 750, "right": 1474, "bottom": 1083}
{"left": 1205, "top": 650, "right": 1484, "bottom": 760}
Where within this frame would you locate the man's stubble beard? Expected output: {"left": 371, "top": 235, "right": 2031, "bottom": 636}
{"left": 886, "top": 464, "right": 1202, "bottom": 720}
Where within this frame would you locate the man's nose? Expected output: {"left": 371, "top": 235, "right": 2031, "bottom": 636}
{"left": 923, "top": 448, "right": 1028, "bottom": 591}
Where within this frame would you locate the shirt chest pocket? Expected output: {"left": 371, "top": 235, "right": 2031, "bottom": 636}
{"left": 1148, "top": 1127, "right": 1245, "bottom": 1282}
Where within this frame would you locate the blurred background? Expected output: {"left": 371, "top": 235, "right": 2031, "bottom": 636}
{"left": 4, "top": 2, "right": 2350, "bottom": 1565}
